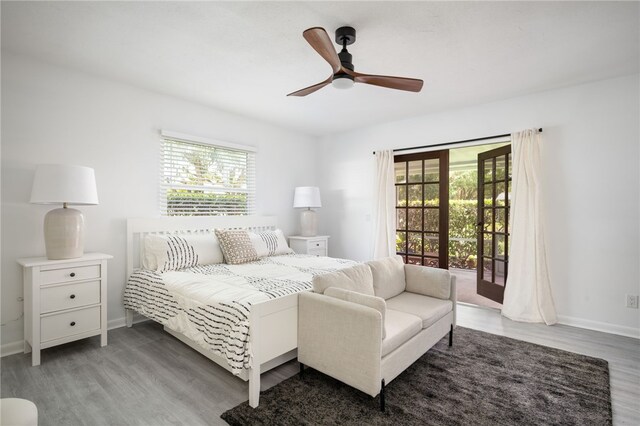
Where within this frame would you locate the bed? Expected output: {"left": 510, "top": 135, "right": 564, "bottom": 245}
{"left": 123, "top": 215, "right": 355, "bottom": 408}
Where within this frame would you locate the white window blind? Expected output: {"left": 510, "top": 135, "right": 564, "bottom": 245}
{"left": 159, "top": 135, "right": 256, "bottom": 216}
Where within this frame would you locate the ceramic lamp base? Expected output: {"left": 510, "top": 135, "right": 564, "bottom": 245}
{"left": 44, "top": 207, "right": 85, "bottom": 260}
{"left": 300, "top": 209, "right": 318, "bottom": 237}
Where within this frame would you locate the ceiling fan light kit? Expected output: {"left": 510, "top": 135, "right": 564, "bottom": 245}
{"left": 332, "top": 74, "right": 354, "bottom": 89}
{"left": 288, "top": 26, "right": 423, "bottom": 97}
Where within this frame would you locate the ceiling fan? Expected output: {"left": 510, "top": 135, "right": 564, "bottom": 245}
{"left": 288, "top": 26, "right": 423, "bottom": 97}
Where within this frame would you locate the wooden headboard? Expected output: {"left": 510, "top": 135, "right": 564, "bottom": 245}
{"left": 126, "top": 215, "right": 278, "bottom": 277}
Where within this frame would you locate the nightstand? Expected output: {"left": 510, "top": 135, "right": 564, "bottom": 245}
{"left": 17, "top": 253, "right": 112, "bottom": 366}
{"left": 288, "top": 236, "right": 330, "bottom": 257}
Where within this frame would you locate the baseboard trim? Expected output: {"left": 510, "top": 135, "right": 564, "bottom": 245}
{"left": 4, "top": 312, "right": 636, "bottom": 357}
{"left": 557, "top": 315, "right": 639, "bottom": 339}
{"left": 1, "top": 314, "right": 151, "bottom": 358}
{"left": 107, "top": 313, "right": 149, "bottom": 330}
{"left": 0, "top": 340, "right": 24, "bottom": 357}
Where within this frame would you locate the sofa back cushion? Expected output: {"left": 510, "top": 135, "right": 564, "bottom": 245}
{"left": 366, "top": 255, "right": 406, "bottom": 300}
{"left": 312, "top": 264, "right": 375, "bottom": 296}
{"left": 324, "top": 287, "right": 386, "bottom": 338}
{"left": 404, "top": 264, "right": 451, "bottom": 300}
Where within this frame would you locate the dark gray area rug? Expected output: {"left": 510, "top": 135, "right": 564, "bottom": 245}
{"left": 221, "top": 327, "right": 611, "bottom": 425}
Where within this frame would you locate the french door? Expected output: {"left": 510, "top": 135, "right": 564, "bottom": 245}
{"left": 477, "top": 145, "right": 511, "bottom": 304}
{"left": 394, "top": 150, "right": 449, "bottom": 268}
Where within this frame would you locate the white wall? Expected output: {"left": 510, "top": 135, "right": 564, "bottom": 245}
{"left": 1, "top": 53, "right": 319, "bottom": 348}
{"left": 318, "top": 74, "right": 640, "bottom": 337}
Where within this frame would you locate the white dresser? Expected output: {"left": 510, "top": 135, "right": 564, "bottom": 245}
{"left": 288, "top": 236, "right": 330, "bottom": 257}
{"left": 17, "top": 253, "right": 112, "bottom": 366}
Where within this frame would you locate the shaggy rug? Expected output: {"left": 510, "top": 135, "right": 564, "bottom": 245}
{"left": 221, "top": 327, "right": 611, "bottom": 425}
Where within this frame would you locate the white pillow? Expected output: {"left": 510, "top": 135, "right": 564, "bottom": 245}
{"left": 143, "top": 233, "right": 224, "bottom": 272}
{"left": 250, "top": 229, "right": 293, "bottom": 258}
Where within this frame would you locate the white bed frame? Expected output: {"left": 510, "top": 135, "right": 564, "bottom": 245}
{"left": 125, "top": 216, "right": 299, "bottom": 408}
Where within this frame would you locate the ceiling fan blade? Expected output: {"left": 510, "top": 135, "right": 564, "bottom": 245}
{"left": 303, "top": 27, "right": 341, "bottom": 74}
{"left": 348, "top": 71, "right": 424, "bottom": 92}
{"left": 287, "top": 76, "right": 332, "bottom": 97}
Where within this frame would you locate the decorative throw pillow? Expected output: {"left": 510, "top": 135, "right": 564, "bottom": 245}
{"left": 312, "top": 264, "right": 375, "bottom": 296}
{"left": 143, "top": 233, "right": 225, "bottom": 272}
{"left": 250, "top": 229, "right": 293, "bottom": 257}
{"left": 215, "top": 229, "right": 259, "bottom": 265}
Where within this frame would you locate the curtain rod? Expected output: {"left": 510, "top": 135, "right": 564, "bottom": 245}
{"left": 372, "top": 128, "right": 543, "bottom": 155}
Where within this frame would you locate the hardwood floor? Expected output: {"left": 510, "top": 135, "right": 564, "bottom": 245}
{"left": 1, "top": 305, "right": 638, "bottom": 425}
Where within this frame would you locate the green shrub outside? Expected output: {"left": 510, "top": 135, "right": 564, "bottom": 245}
{"left": 166, "top": 190, "right": 248, "bottom": 216}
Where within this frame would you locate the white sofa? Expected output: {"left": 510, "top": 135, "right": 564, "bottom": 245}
{"left": 298, "top": 256, "right": 456, "bottom": 411}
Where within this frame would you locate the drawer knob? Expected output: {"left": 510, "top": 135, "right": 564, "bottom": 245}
{"left": 70, "top": 294, "right": 76, "bottom": 299}
{"left": 70, "top": 321, "right": 76, "bottom": 327}
{"left": 70, "top": 272, "right": 76, "bottom": 277}
{"left": 316, "top": 243, "right": 320, "bottom": 246}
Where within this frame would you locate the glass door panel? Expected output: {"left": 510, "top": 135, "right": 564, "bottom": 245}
{"left": 395, "top": 150, "right": 449, "bottom": 268}
{"left": 477, "top": 145, "right": 511, "bottom": 304}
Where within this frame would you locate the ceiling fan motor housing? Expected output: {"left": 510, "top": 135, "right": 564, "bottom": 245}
{"left": 335, "top": 26, "right": 356, "bottom": 73}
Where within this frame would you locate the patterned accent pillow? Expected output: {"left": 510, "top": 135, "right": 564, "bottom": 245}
{"left": 215, "top": 229, "right": 259, "bottom": 265}
{"left": 143, "top": 233, "right": 224, "bottom": 272}
{"left": 250, "top": 229, "right": 293, "bottom": 257}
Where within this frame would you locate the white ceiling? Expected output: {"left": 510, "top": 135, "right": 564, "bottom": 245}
{"left": 2, "top": 1, "right": 638, "bottom": 136}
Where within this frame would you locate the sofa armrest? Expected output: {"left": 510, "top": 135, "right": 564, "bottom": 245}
{"left": 404, "top": 264, "right": 453, "bottom": 300}
{"left": 298, "top": 292, "right": 383, "bottom": 396}
{"left": 324, "top": 287, "right": 387, "bottom": 338}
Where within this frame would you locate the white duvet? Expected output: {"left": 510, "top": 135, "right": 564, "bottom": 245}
{"left": 123, "top": 254, "right": 356, "bottom": 374}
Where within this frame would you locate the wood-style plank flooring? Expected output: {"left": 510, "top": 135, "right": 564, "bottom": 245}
{"left": 1, "top": 305, "right": 638, "bottom": 425}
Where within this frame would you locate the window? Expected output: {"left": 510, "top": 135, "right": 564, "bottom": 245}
{"left": 159, "top": 132, "right": 256, "bottom": 216}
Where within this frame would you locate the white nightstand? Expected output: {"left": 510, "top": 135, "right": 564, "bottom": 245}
{"left": 17, "top": 253, "right": 112, "bottom": 366}
{"left": 289, "top": 236, "right": 330, "bottom": 257}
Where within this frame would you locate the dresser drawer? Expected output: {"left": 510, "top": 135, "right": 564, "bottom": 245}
{"left": 40, "top": 281, "right": 100, "bottom": 314}
{"left": 41, "top": 306, "right": 101, "bottom": 343}
{"left": 308, "top": 248, "right": 327, "bottom": 257}
{"left": 41, "top": 265, "right": 100, "bottom": 285}
{"left": 308, "top": 240, "right": 327, "bottom": 250}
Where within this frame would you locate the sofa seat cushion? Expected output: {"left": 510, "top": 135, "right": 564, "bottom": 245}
{"left": 386, "top": 292, "right": 453, "bottom": 329}
{"left": 382, "top": 309, "right": 422, "bottom": 357}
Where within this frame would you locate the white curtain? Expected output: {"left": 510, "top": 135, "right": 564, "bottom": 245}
{"left": 502, "top": 129, "right": 557, "bottom": 325}
{"left": 373, "top": 150, "right": 396, "bottom": 259}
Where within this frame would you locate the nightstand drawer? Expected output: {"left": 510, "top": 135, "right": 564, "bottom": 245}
{"left": 309, "top": 240, "right": 327, "bottom": 250}
{"left": 41, "top": 306, "right": 101, "bottom": 343}
{"left": 308, "top": 248, "right": 327, "bottom": 257}
{"left": 41, "top": 264, "right": 100, "bottom": 285}
{"left": 40, "top": 281, "right": 100, "bottom": 314}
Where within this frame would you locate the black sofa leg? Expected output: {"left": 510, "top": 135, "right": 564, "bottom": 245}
{"left": 380, "top": 379, "right": 386, "bottom": 412}
{"left": 449, "top": 324, "right": 453, "bottom": 347}
{"left": 299, "top": 362, "right": 304, "bottom": 379}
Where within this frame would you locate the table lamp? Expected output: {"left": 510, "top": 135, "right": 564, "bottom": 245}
{"left": 293, "top": 186, "right": 321, "bottom": 237}
{"left": 30, "top": 164, "right": 99, "bottom": 259}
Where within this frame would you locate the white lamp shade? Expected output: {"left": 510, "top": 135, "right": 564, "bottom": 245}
{"left": 30, "top": 164, "right": 99, "bottom": 205}
{"left": 293, "top": 186, "right": 321, "bottom": 208}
